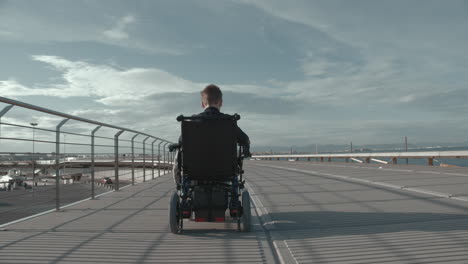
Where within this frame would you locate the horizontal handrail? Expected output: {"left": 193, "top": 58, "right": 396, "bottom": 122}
{"left": 0, "top": 136, "right": 154, "bottom": 149}
{"left": 0, "top": 121, "right": 160, "bottom": 144}
{"left": 0, "top": 96, "right": 172, "bottom": 143}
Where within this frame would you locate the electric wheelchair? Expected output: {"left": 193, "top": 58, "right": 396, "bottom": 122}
{"left": 168, "top": 114, "right": 251, "bottom": 234}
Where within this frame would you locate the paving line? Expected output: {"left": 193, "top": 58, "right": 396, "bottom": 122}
{"left": 413, "top": 171, "right": 468, "bottom": 177}
{"left": 415, "top": 170, "right": 443, "bottom": 175}
{"left": 249, "top": 164, "right": 468, "bottom": 203}
{"left": 245, "top": 182, "right": 274, "bottom": 230}
{"left": 0, "top": 174, "right": 168, "bottom": 229}
{"left": 287, "top": 162, "right": 468, "bottom": 177}
{"left": 246, "top": 182, "right": 299, "bottom": 264}
{"left": 368, "top": 167, "right": 468, "bottom": 177}
{"left": 451, "top": 196, "right": 468, "bottom": 202}
{"left": 441, "top": 172, "right": 468, "bottom": 177}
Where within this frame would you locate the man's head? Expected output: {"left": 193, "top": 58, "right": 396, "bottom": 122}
{"left": 200, "top": 84, "right": 223, "bottom": 109}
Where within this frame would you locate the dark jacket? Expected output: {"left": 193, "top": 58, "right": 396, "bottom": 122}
{"left": 194, "top": 107, "right": 250, "bottom": 147}
{"left": 170, "top": 107, "right": 251, "bottom": 154}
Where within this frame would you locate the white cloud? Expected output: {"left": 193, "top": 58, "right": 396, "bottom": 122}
{"left": 0, "top": 79, "right": 37, "bottom": 97}
{"left": 282, "top": 58, "right": 408, "bottom": 105}
{"left": 1, "top": 52, "right": 463, "bottom": 116}
{"left": 31, "top": 55, "right": 200, "bottom": 102}
{"left": 398, "top": 94, "right": 416, "bottom": 103}
{"left": 1, "top": 55, "right": 277, "bottom": 107}
{"left": 103, "top": 15, "right": 135, "bottom": 40}
{"left": 0, "top": 29, "right": 13, "bottom": 37}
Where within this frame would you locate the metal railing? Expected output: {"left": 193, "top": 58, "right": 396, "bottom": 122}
{"left": 0, "top": 96, "right": 175, "bottom": 216}
{"left": 253, "top": 150, "right": 468, "bottom": 166}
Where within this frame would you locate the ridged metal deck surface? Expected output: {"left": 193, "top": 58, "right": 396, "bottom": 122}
{"left": 246, "top": 161, "right": 468, "bottom": 264}
{"left": 2, "top": 162, "right": 468, "bottom": 263}
{"left": 0, "top": 173, "right": 274, "bottom": 263}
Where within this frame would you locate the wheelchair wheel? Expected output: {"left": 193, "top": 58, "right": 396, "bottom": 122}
{"left": 241, "top": 191, "right": 251, "bottom": 232}
{"left": 169, "top": 191, "right": 182, "bottom": 234}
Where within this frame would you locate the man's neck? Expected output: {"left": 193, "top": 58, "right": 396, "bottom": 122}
{"left": 204, "top": 105, "right": 221, "bottom": 110}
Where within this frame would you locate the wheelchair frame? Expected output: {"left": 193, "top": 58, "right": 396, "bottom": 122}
{"left": 169, "top": 115, "right": 251, "bottom": 234}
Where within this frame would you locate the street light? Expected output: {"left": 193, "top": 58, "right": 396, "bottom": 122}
{"left": 30, "top": 122, "right": 38, "bottom": 189}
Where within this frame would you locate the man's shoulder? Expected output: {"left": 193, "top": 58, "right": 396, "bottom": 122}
{"left": 193, "top": 113, "right": 234, "bottom": 118}
{"left": 193, "top": 111, "right": 230, "bottom": 117}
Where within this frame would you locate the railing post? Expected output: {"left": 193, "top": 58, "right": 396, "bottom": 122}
{"left": 114, "top": 130, "right": 124, "bottom": 191}
{"left": 151, "top": 139, "right": 158, "bottom": 180}
{"left": 31, "top": 123, "right": 37, "bottom": 190}
{"left": 131, "top": 134, "right": 139, "bottom": 186}
{"left": 170, "top": 150, "right": 173, "bottom": 165}
{"left": 167, "top": 145, "right": 171, "bottom": 173}
{"left": 0, "top": 105, "right": 14, "bottom": 144}
{"left": 0, "top": 104, "right": 13, "bottom": 117}
{"left": 167, "top": 150, "right": 170, "bottom": 173}
{"left": 168, "top": 147, "right": 171, "bottom": 166}
{"left": 55, "top": 118, "right": 69, "bottom": 211}
{"left": 142, "top": 137, "right": 150, "bottom": 182}
{"left": 169, "top": 147, "right": 173, "bottom": 169}
{"left": 428, "top": 158, "right": 434, "bottom": 166}
{"left": 163, "top": 143, "right": 168, "bottom": 174}
{"left": 91, "top": 125, "right": 101, "bottom": 199}
{"left": 158, "top": 141, "right": 163, "bottom": 177}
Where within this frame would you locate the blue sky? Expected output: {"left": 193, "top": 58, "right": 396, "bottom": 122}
{"left": 1, "top": 0, "right": 468, "bottom": 150}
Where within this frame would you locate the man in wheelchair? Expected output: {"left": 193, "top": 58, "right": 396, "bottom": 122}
{"left": 168, "top": 84, "right": 252, "bottom": 233}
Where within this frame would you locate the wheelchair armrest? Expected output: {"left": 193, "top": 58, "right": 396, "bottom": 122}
{"left": 168, "top": 143, "right": 181, "bottom": 152}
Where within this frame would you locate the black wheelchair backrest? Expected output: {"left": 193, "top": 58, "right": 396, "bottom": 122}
{"left": 179, "top": 114, "right": 239, "bottom": 181}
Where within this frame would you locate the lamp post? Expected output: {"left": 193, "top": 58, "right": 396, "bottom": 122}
{"left": 30, "top": 122, "right": 38, "bottom": 190}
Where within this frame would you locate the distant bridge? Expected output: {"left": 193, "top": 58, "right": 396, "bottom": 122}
{"left": 253, "top": 150, "right": 468, "bottom": 166}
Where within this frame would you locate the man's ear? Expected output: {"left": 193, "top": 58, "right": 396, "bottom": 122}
{"left": 219, "top": 100, "right": 223, "bottom": 107}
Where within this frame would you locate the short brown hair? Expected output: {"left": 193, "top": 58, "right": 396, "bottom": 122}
{"left": 201, "top": 84, "right": 223, "bottom": 105}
